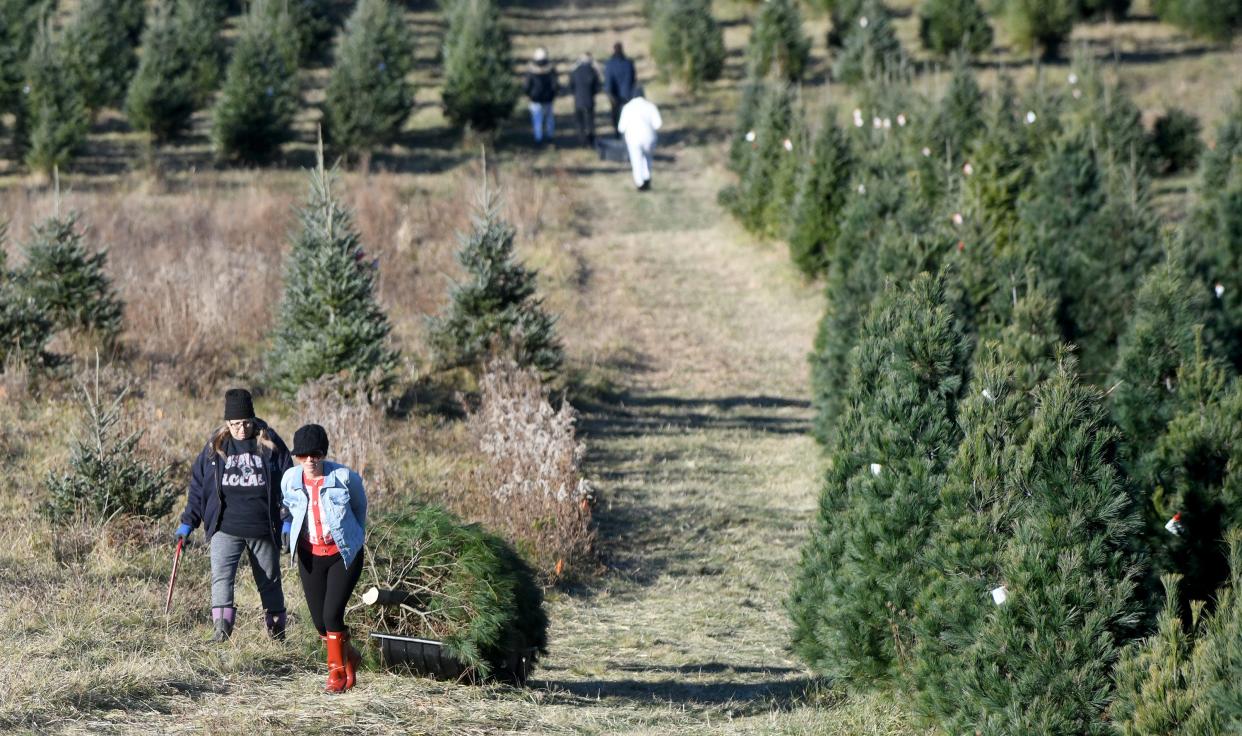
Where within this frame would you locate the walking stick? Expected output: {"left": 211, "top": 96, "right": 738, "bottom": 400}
{"left": 165, "top": 538, "right": 185, "bottom": 614}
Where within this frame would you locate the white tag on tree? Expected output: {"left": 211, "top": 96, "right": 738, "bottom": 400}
{"left": 1165, "top": 513, "right": 1184, "bottom": 536}
{"left": 869, "top": 463, "right": 883, "bottom": 476}
{"left": 990, "top": 586, "right": 1008, "bottom": 605}
{"left": 1215, "top": 283, "right": 1225, "bottom": 299}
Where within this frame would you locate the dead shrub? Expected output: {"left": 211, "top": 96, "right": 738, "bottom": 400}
{"left": 295, "top": 375, "right": 390, "bottom": 505}
{"left": 459, "top": 358, "right": 595, "bottom": 581}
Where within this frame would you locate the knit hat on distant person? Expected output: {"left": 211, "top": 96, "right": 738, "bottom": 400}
{"left": 292, "top": 424, "right": 330, "bottom": 457}
{"left": 533, "top": 47, "right": 548, "bottom": 63}
{"left": 223, "top": 389, "right": 255, "bottom": 420}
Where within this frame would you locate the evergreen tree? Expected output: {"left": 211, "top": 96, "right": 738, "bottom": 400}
{"left": 23, "top": 22, "right": 90, "bottom": 178}
{"left": 17, "top": 214, "right": 123, "bottom": 348}
{"left": 1014, "top": 133, "right": 1159, "bottom": 378}
{"left": 1111, "top": 575, "right": 1214, "bottom": 736}
{"left": 211, "top": 1, "right": 300, "bottom": 164}
{"left": 788, "top": 106, "right": 854, "bottom": 277}
{"left": 41, "top": 374, "right": 174, "bottom": 525}
{"left": 1111, "top": 260, "right": 1206, "bottom": 475}
{"left": 727, "top": 72, "right": 768, "bottom": 174}
{"left": 1153, "top": 0, "right": 1242, "bottom": 42}
{"left": 909, "top": 286, "right": 1061, "bottom": 726}
{"left": 650, "top": 0, "right": 726, "bottom": 92}
{"left": 719, "top": 85, "right": 802, "bottom": 238}
{"left": 268, "top": 153, "right": 399, "bottom": 394}
{"left": 0, "top": 0, "right": 50, "bottom": 143}
{"left": 126, "top": 0, "right": 225, "bottom": 143}
{"left": 428, "top": 186, "right": 563, "bottom": 375}
{"left": 746, "top": 0, "right": 811, "bottom": 82}
{"left": 949, "top": 360, "right": 1142, "bottom": 734}
{"left": 927, "top": 53, "right": 985, "bottom": 162}
{"left": 1062, "top": 54, "right": 1155, "bottom": 172}
{"left": 63, "top": 0, "right": 142, "bottom": 112}
{"left": 826, "top": 0, "right": 867, "bottom": 47}
{"left": 791, "top": 272, "right": 969, "bottom": 681}
{"left": 1151, "top": 108, "right": 1203, "bottom": 175}
{"left": 0, "top": 223, "right": 53, "bottom": 370}
{"left": 918, "top": 0, "right": 992, "bottom": 57}
{"left": 1001, "top": 0, "right": 1076, "bottom": 58}
{"left": 1196, "top": 531, "right": 1242, "bottom": 729}
{"left": 441, "top": 0, "right": 519, "bottom": 133}
{"left": 324, "top": 0, "right": 415, "bottom": 166}
{"left": 833, "top": 0, "right": 906, "bottom": 85}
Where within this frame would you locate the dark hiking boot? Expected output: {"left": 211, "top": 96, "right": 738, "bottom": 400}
{"left": 265, "top": 610, "right": 287, "bottom": 641}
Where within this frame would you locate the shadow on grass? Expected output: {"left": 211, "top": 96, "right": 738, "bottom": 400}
{"left": 577, "top": 392, "right": 812, "bottom": 438}
{"left": 536, "top": 673, "right": 822, "bottom": 715}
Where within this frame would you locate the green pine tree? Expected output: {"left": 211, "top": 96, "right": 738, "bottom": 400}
{"left": 257, "top": 0, "right": 335, "bottom": 66}
{"left": 1153, "top": 0, "right": 1242, "bottom": 42}
{"left": 1062, "top": 54, "right": 1155, "bottom": 172}
{"left": 949, "top": 360, "right": 1142, "bottom": 735}
{"left": 826, "top": 0, "right": 867, "bottom": 47}
{"left": 441, "top": 0, "right": 519, "bottom": 133}
{"left": 1111, "top": 574, "right": 1214, "bottom": 736}
{"left": 918, "top": 0, "right": 992, "bottom": 57}
{"left": 720, "top": 85, "right": 803, "bottom": 237}
{"left": 791, "top": 272, "right": 969, "bottom": 682}
{"left": 324, "top": 0, "right": 415, "bottom": 166}
{"left": 650, "top": 0, "right": 726, "bottom": 92}
{"left": 428, "top": 185, "right": 563, "bottom": 376}
{"left": 1151, "top": 108, "right": 1203, "bottom": 175}
{"left": 41, "top": 374, "right": 173, "bottom": 525}
{"left": 727, "top": 71, "right": 768, "bottom": 174}
{"left": 788, "top": 106, "right": 854, "bottom": 277}
{"left": 908, "top": 285, "right": 1061, "bottom": 726}
{"left": 927, "top": 53, "right": 985, "bottom": 162}
{"left": 1001, "top": 0, "right": 1076, "bottom": 58}
{"left": 832, "top": 0, "right": 906, "bottom": 85}
{"left": 268, "top": 150, "right": 399, "bottom": 394}
{"left": 126, "top": 0, "right": 225, "bottom": 143}
{"left": 747, "top": 0, "right": 811, "bottom": 82}
{"left": 23, "top": 22, "right": 90, "bottom": 178}
{"left": 0, "top": 222, "right": 53, "bottom": 371}
{"left": 211, "top": 0, "right": 300, "bottom": 164}
{"left": 17, "top": 214, "right": 123, "bottom": 348}
{"left": 1195, "top": 531, "right": 1242, "bottom": 730}
{"left": 0, "top": 0, "right": 50, "bottom": 145}
{"left": 63, "top": 0, "right": 142, "bottom": 112}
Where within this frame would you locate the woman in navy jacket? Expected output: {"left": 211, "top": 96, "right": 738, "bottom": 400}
{"left": 282, "top": 424, "right": 368, "bottom": 693}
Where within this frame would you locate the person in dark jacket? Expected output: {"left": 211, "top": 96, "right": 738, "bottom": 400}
{"left": 569, "top": 52, "right": 601, "bottom": 146}
{"left": 175, "top": 388, "right": 293, "bottom": 641}
{"left": 603, "top": 42, "right": 636, "bottom": 135}
{"left": 522, "top": 47, "right": 559, "bottom": 144}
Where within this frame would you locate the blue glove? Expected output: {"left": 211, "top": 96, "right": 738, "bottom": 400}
{"left": 175, "top": 523, "right": 191, "bottom": 546}
{"left": 281, "top": 520, "right": 291, "bottom": 553}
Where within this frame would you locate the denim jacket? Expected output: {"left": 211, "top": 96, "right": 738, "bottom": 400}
{"left": 281, "top": 462, "right": 367, "bottom": 569}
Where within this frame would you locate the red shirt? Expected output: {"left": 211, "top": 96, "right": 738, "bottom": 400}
{"left": 300, "top": 475, "right": 340, "bottom": 557}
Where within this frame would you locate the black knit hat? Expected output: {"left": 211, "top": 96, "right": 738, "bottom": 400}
{"left": 223, "top": 388, "right": 255, "bottom": 420}
{"left": 291, "top": 424, "right": 330, "bottom": 457}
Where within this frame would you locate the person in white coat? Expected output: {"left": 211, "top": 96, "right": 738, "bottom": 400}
{"left": 617, "top": 87, "right": 662, "bottom": 191}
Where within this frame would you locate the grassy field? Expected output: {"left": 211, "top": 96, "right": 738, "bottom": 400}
{"left": 2, "top": 0, "right": 1239, "bottom": 733}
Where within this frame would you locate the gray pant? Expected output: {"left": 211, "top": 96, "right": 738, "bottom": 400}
{"left": 209, "top": 531, "right": 284, "bottom": 613}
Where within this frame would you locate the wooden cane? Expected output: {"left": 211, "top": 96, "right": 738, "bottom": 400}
{"left": 164, "top": 538, "right": 184, "bottom": 614}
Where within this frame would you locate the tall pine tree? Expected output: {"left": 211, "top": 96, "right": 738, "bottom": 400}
{"left": 63, "top": 0, "right": 142, "bottom": 113}
{"left": 441, "top": 0, "right": 519, "bottom": 133}
{"left": 127, "top": 0, "right": 225, "bottom": 143}
{"left": 788, "top": 106, "right": 854, "bottom": 277}
{"left": 918, "top": 0, "right": 992, "bottom": 57}
{"left": 324, "top": 0, "right": 415, "bottom": 167}
{"left": 211, "top": 0, "right": 300, "bottom": 164}
{"left": 746, "top": 0, "right": 811, "bottom": 82}
{"left": 268, "top": 146, "right": 398, "bottom": 394}
{"left": 833, "top": 0, "right": 906, "bottom": 84}
{"left": 23, "top": 22, "right": 90, "bottom": 178}
{"left": 791, "top": 272, "right": 968, "bottom": 682}
{"left": 650, "top": 0, "right": 726, "bottom": 92}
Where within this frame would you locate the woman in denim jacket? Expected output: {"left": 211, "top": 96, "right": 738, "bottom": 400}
{"left": 281, "top": 423, "right": 367, "bottom": 693}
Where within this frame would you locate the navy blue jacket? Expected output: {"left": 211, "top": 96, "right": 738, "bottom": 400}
{"left": 604, "top": 53, "right": 636, "bottom": 101}
{"left": 179, "top": 421, "right": 292, "bottom": 543}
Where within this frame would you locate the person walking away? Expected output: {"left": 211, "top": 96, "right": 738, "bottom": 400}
{"left": 175, "top": 388, "right": 293, "bottom": 641}
{"left": 523, "top": 47, "right": 559, "bottom": 145}
{"left": 569, "top": 52, "right": 601, "bottom": 146}
{"left": 282, "top": 424, "right": 369, "bottom": 693}
{"left": 618, "top": 86, "right": 662, "bottom": 191}
{"left": 603, "top": 42, "right": 636, "bottom": 136}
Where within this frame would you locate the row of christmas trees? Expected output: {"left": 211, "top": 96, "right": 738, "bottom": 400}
{"left": 0, "top": 0, "right": 528, "bottom": 174}
{"left": 739, "top": 0, "right": 1240, "bottom": 85}
{"left": 716, "top": 25, "right": 1242, "bottom": 736}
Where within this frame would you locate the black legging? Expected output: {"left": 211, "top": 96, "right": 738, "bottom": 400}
{"left": 298, "top": 549, "right": 364, "bottom": 635}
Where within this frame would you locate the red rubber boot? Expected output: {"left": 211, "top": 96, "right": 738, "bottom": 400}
{"left": 324, "top": 632, "right": 347, "bottom": 693}
{"left": 341, "top": 630, "right": 362, "bottom": 690}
